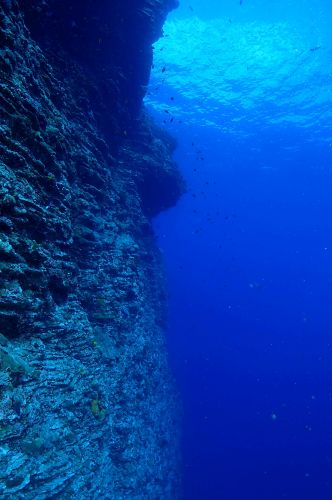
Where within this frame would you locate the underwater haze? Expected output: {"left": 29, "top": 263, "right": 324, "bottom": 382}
{"left": 147, "top": 0, "right": 332, "bottom": 498}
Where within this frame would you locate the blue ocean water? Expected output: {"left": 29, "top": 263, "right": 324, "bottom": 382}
{"left": 146, "top": 1, "right": 332, "bottom": 499}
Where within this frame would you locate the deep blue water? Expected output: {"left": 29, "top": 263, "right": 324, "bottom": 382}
{"left": 146, "top": 1, "right": 332, "bottom": 498}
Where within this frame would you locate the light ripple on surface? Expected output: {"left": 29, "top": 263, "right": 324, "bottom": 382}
{"left": 147, "top": 17, "right": 332, "bottom": 142}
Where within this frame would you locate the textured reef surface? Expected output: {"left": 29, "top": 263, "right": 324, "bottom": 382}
{"left": 0, "top": 0, "right": 183, "bottom": 498}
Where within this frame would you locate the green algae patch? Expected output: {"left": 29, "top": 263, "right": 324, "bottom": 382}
{"left": 90, "top": 399, "right": 106, "bottom": 420}
{"left": 0, "top": 348, "right": 33, "bottom": 376}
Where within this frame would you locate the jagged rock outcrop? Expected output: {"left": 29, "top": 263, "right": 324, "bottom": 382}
{"left": 0, "top": 0, "right": 184, "bottom": 498}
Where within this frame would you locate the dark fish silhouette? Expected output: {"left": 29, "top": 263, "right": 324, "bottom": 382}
{"left": 309, "top": 46, "right": 321, "bottom": 52}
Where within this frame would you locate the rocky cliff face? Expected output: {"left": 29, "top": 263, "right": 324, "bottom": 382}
{"left": 0, "top": 0, "right": 183, "bottom": 498}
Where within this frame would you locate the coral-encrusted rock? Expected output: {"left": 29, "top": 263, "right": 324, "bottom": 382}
{"left": 120, "top": 113, "right": 184, "bottom": 216}
{"left": 19, "top": 0, "right": 179, "bottom": 128}
{"left": 0, "top": 0, "right": 182, "bottom": 498}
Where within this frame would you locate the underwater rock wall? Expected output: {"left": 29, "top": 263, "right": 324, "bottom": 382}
{"left": 0, "top": 0, "right": 183, "bottom": 498}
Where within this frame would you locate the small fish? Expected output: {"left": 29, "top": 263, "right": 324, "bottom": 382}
{"left": 189, "top": 5, "right": 194, "bottom": 12}
{"left": 240, "top": 0, "right": 244, "bottom": 5}
{"left": 309, "top": 46, "right": 321, "bottom": 52}
{"left": 161, "top": 66, "right": 166, "bottom": 72}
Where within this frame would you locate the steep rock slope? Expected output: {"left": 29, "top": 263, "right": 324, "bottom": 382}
{"left": 0, "top": 0, "right": 183, "bottom": 498}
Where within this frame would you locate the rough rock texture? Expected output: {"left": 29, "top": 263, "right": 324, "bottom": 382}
{"left": 0, "top": 0, "right": 184, "bottom": 498}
